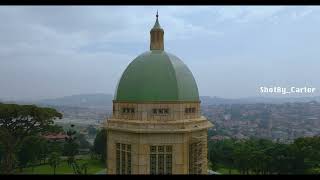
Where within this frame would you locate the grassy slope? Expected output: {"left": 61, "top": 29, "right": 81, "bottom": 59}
{"left": 17, "top": 159, "right": 105, "bottom": 175}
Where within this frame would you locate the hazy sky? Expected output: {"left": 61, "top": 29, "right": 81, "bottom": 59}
{"left": 1, "top": 6, "right": 320, "bottom": 101}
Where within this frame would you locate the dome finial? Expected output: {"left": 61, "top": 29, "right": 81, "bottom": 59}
{"left": 150, "top": 10, "right": 164, "bottom": 51}
{"left": 152, "top": 10, "right": 161, "bottom": 29}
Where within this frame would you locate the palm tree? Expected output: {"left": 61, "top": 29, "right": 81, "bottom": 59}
{"left": 48, "top": 152, "right": 61, "bottom": 175}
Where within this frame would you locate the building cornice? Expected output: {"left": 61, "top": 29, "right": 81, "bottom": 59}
{"left": 105, "top": 116, "right": 213, "bottom": 134}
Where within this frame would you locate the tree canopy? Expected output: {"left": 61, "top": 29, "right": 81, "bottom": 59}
{"left": 0, "top": 103, "right": 62, "bottom": 173}
{"left": 93, "top": 128, "right": 107, "bottom": 162}
{"left": 208, "top": 137, "right": 320, "bottom": 174}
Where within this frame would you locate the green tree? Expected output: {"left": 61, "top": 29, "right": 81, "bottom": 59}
{"left": 46, "top": 124, "right": 64, "bottom": 134}
{"left": 63, "top": 124, "right": 79, "bottom": 166}
{"left": 17, "top": 136, "right": 41, "bottom": 172}
{"left": 0, "top": 103, "right": 62, "bottom": 174}
{"left": 87, "top": 125, "right": 97, "bottom": 137}
{"left": 93, "top": 128, "right": 107, "bottom": 162}
{"left": 208, "top": 141, "right": 219, "bottom": 171}
{"left": 77, "top": 133, "right": 91, "bottom": 150}
{"left": 246, "top": 139, "right": 269, "bottom": 174}
{"left": 17, "top": 136, "right": 49, "bottom": 171}
{"left": 290, "top": 137, "right": 320, "bottom": 174}
{"left": 208, "top": 139, "right": 237, "bottom": 174}
{"left": 48, "top": 152, "right": 61, "bottom": 175}
{"left": 233, "top": 141, "right": 251, "bottom": 174}
{"left": 81, "top": 162, "right": 88, "bottom": 174}
{"left": 221, "top": 140, "right": 236, "bottom": 174}
{"left": 270, "top": 143, "right": 293, "bottom": 174}
{"left": 208, "top": 137, "right": 320, "bottom": 175}
{"left": 38, "top": 138, "right": 49, "bottom": 165}
{"left": 0, "top": 143, "right": 3, "bottom": 173}
{"left": 48, "top": 141, "right": 64, "bottom": 154}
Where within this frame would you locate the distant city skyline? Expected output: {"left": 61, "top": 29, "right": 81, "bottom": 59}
{"left": 1, "top": 6, "right": 320, "bottom": 101}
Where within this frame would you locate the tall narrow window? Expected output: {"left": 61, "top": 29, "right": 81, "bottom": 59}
{"left": 150, "top": 145, "right": 172, "bottom": 174}
{"left": 116, "top": 143, "right": 132, "bottom": 174}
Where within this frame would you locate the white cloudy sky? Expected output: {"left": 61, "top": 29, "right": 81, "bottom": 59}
{"left": 0, "top": 6, "right": 320, "bottom": 101}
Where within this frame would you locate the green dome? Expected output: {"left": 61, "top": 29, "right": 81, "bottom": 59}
{"left": 114, "top": 50, "right": 199, "bottom": 102}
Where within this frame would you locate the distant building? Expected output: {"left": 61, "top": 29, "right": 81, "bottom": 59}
{"left": 105, "top": 13, "right": 213, "bottom": 175}
{"left": 223, "top": 114, "right": 231, "bottom": 120}
{"left": 42, "top": 132, "right": 68, "bottom": 142}
{"left": 210, "top": 135, "right": 230, "bottom": 141}
{"left": 233, "top": 133, "right": 248, "bottom": 140}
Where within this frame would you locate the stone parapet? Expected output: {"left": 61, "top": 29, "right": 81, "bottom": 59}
{"left": 105, "top": 116, "right": 213, "bottom": 133}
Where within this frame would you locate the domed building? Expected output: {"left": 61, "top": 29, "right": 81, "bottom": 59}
{"left": 105, "top": 13, "right": 213, "bottom": 175}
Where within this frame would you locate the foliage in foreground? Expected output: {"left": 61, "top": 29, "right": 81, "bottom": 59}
{"left": 0, "top": 103, "right": 62, "bottom": 173}
{"left": 208, "top": 136, "right": 320, "bottom": 174}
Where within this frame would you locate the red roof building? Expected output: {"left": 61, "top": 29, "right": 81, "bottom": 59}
{"left": 42, "top": 133, "right": 69, "bottom": 141}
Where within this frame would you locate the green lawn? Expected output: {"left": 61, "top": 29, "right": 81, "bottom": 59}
{"left": 208, "top": 162, "right": 240, "bottom": 175}
{"left": 216, "top": 166, "right": 240, "bottom": 174}
{"left": 16, "top": 159, "right": 106, "bottom": 175}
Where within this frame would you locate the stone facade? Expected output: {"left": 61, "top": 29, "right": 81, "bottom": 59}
{"left": 105, "top": 102, "right": 213, "bottom": 174}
